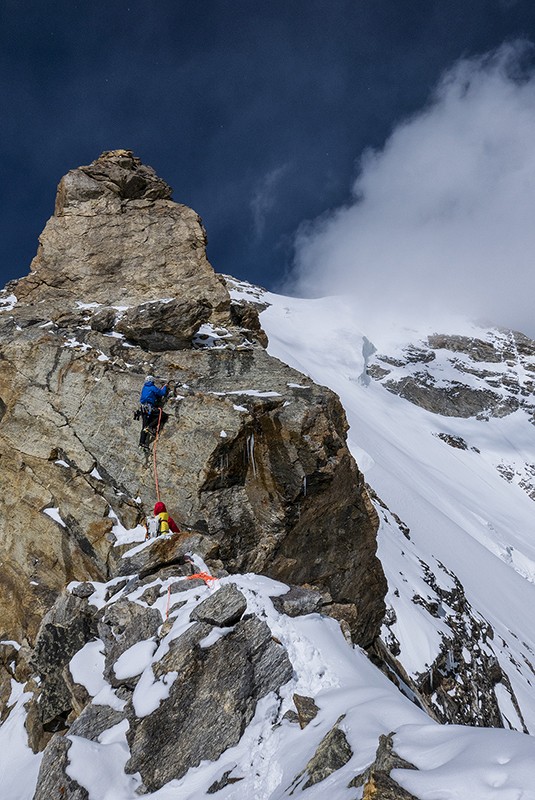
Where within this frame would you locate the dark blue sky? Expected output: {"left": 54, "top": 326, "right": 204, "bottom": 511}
{"left": 2, "top": 0, "right": 535, "bottom": 292}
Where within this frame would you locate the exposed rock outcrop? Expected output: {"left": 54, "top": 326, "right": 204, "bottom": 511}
{"left": 289, "top": 715, "right": 353, "bottom": 790}
{"left": 370, "top": 495, "right": 530, "bottom": 733}
{"left": 350, "top": 732, "right": 419, "bottom": 799}
{"left": 30, "top": 565, "right": 293, "bottom": 795}
{"left": 368, "top": 329, "right": 535, "bottom": 424}
{"left": 0, "top": 151, "right": 385, "bottom": 650}
{"left": 14, "top": 149, "right": 229, "bottom": 321}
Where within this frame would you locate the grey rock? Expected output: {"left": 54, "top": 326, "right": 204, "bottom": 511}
{"left": 125, "top": 614, "right": 292, "bottom": 791}
{"left": 290, "top": 716, "right": 353, "bottom": 789}
{"left": 207, "top": 769, "right": 244, "bottom": 794}
{"left": 189, "top": 584, "right": 247, "bottom": 627}
{"left": 69, "top": 704, "right": 126, "bottom": 740}
{"left": 57, "top": 149, "right": 173, "bottom": 208}
{"left": 0, "top": 642, "right": 18, "bottom": 668}
{"left": 32, "top": 594, "right": 97, "bottom": 676}
{"left": 33, "top": 736, "right": 89, "bottom": 800}
{"left": 368, "top": 329, "right": 535, "bottom": 425}
{"left": 104, "top": 579, "right": 129, "bottom": 601}
{"left": 0, "top": 645, "right": 17, "bottom": 722}
{"left": 30, "top": 593, "right": 98, "bottom": 730}
{"left": 304, "top": 727, "right": 352, "bottom": 787}
{"left": 113, "top": 533, "right": 219, "bottom": 580}
{"left": 97, "top": 599, "right": 162, "bottom": 687}
{"left": 71, "top": 582, "right": 96, "bottom": 599}
{"left": 139, "top": 585, "right": 161, "bottom": 606}
{"left": 115, "top": 298, "right": 212, "bottom": 351}
{"left": 427, "top": 334, "right": 501, "bottom": 362}
{"left": 271, "top": 586, "right": 322, "bottom": 618}
{"left": 282, "top": 709, "right": 300, "bottom": 724}
{"left": 435, "top": 433, "right": 469, "bottom": 450}
{"left": 349, "top": 733, "right": 418, "bottom": 798}
{"left": 376, "top": 538, "right": 530, "bottom": 731}
{"left": 293, "top": 694, "right": 319, "bottom": 729}
{"left": 364, "top": 773, "right": 420, "bottom": 799}
{"left": 229, "top": 299, "right": 269, "bottom": 348}
{"left": 121, "top": 563, "right": 194, "bottom": 595}
{"left": 167, "top": 577, "right": 206, "bottom": 593}
{"left": 90, "top": 306, "right": 116, "bottom": 332}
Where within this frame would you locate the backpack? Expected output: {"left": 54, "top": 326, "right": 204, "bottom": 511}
{"left": 156, "top": 512, "right": 170, "bottom": 536}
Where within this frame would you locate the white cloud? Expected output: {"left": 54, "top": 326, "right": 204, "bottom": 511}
{"left": 290, "top": 41, "right": 535, "bottom": 337}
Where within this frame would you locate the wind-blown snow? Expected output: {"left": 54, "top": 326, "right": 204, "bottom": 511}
{"left": 61, "top": 570, "right": 535, "bottom": 799}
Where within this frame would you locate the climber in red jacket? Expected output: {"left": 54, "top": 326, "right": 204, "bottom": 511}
{"left": 153, "top": 501, "right": 180, "bottom": 535}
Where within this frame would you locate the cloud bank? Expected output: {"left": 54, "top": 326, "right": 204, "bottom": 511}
{"left": 290, "top": 42, "right": 535, "bottom": 337}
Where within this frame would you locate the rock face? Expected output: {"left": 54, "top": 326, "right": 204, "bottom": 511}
{"left": 126, "top": 611, "right": 293, "bottom": 790}
{"left": 368, "top": 330, "right": 535, "bottom": 424}
{"left": 289, "top": 715, "right": 353, "bottom": 791}
{"left": 0, "top": 150, "right": 385, "bottom": 652}
{"left": 351, "top": 732, "right": 419, "bottom": 799}
{"left": 367, "top": 328, "right": 535, "bottom": 503}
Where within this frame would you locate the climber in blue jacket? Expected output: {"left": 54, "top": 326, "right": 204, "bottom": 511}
{"left": 138, "top": 375, "right": 169, "bottom": 449}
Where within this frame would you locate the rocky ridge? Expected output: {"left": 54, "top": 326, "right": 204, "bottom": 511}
{"left": 367, "top": 330, "right": 535, "bottom": 422}
{"left": 14, "top": 537, "right": 414, "bottom": 798}
{"left": 0, "top": 150, "right": 385, "bottom": 647}
{"left": 1, "top": 152, "right": 534, "bottom": 798}
{"left": 0, "top": 151, "right": 388, "bottom": 785}
{"left": 370, "top": 493, "right": 530, "bottom": 732}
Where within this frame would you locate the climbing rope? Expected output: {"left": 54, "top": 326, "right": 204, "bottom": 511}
{"left": 186, "top": 572, "right": 216, "bottom": 584}
{"left": 152, "top": 407, "right": 163, "bottom": 502}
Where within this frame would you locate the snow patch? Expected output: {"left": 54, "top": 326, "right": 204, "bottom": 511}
{"left": 43, "top": 507, "right": 66, "bottom": 527}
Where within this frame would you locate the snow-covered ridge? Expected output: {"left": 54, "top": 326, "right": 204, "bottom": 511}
{"left": 6, "top": 537, "right": 535, "bottom": 800}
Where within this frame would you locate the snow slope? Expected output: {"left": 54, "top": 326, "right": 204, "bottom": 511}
{"left": 255, "top": 285, "right": 535, "bottom": 733}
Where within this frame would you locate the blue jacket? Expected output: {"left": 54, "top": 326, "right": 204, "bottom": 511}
{"left": 140, "top": 381, "right": 167, "bottom": 407}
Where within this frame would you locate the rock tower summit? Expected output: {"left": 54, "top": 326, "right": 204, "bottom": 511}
{"left": 15, "top": 149, "right": 230, "bottom": 319}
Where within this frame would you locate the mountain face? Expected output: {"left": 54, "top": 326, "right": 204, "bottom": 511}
{"left": 2, "top": 152, "right": 535, "bottom": 799}
{"left": 0, "top": 152, "right": 385, "bottom": 769}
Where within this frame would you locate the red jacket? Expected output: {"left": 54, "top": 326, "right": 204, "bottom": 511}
{"left": 153, "top": 501, "right": 180, "bottom": 533}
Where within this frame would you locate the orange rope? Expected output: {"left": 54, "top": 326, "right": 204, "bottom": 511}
{"left": 152, "top": 407, "right": 163, "bottom": 502}
{"left": 186, "top": 572, "right": 216, "bottom": 584}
